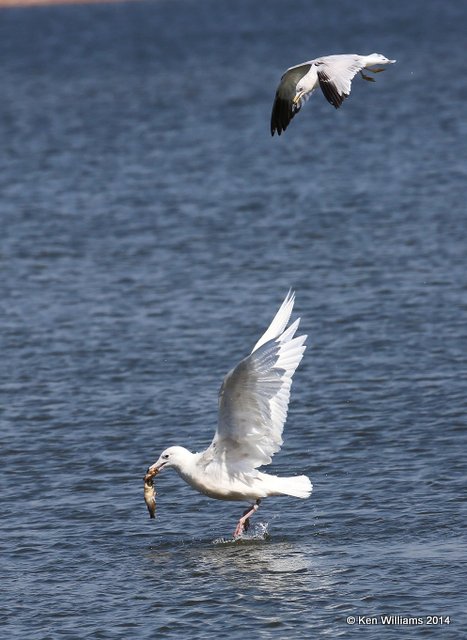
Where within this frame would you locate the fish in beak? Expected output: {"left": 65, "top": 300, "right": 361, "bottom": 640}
{"left": 144, "top": 476, "right": 156, "bottom": 518}
{"left": 143, "top": 467, "right": 159, "bottom": 519}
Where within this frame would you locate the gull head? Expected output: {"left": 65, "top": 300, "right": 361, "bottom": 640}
{"left": 368, "top": 53, "right": 396, "bottom": 64}
{"left": 147, "top": 445, "right": 190, "bottom": 475}
{"left": 293, "top": 87, "right": 306, "bottom": 106}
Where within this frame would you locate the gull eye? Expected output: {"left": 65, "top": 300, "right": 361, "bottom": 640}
{"left": 162, "top": 454, "right": 169, "bottom": 460}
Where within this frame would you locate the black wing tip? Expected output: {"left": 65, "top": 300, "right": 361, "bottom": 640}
{"left": 271, "top": 117, "right": 284, "bottom": 136}
{"left": 271, "top": 120, "right": 289, "bottom": 136}
{"left": 318, "top": 70, "right": 347, "bottom": 109}
{"left": 270, "top": 106, "right": 288, "bottom": 136}
{"left": 271, "top": 126, "right": 284, "bottom": 136}
{"left": 271, "top": 95, "right": 296, "bottom": 136}
{"left": 271, "top": 121, "right": 285, "bottom": 136}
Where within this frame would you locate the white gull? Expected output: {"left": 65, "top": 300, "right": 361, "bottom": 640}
{"left": 271, "top": 52, "right": 396, "bottom": 135}
{"left": 146, "top": 291, "right": 312, "bottom": 538}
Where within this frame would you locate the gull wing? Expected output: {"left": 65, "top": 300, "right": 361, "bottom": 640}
{"left": 207, "top": 292, "right": 307, "bottom": 471}
{"left": 270, "top": 63, "right": 312, "bottom": 136}
{"left": 315, "top": 55, "right": 367, "bottom": 108}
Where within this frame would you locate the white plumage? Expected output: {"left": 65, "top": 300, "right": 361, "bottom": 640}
{"left": 271, "top": 52, "right": 396, "bottom": 135}
{"left": 146, "top": 291, "right": 312, "bottom": 537}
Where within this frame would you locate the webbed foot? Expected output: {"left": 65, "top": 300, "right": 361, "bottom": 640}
{"left": 360, "top": 71, "right": 376, "bottom": 82}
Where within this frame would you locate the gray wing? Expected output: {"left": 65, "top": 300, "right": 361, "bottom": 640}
{"left": 270, "top": 64, "right": 312, "bottom": 136}
{"left": 316, "top": 55, "right": 366, "bottom": 108}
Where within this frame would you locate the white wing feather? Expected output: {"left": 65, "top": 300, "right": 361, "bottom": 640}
{"left": 252, "top": 289, "right": 295, "bottom": 351}
{"left": 316, "top": 54, "right": 367, "bottom": 97}
{"left": 206, "top": 292, "right": 307, "bottom": 471}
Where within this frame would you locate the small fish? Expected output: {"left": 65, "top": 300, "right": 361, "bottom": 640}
{"left": 143, "top": 468, "right": 159, "bottom": 519}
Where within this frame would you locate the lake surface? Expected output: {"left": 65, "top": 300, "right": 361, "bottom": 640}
{"left": 1, "top": 0, "right": 466, "bottom": 637}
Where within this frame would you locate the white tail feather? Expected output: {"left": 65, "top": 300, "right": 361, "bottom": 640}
{"left": 262, "top": 473, "right": 313, "bottom": 499}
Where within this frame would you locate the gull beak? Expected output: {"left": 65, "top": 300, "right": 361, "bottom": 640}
{"left": 144, "top": 464, "right": 161, "bottom": 482}
{"left": 292, "top": 91, "right": 303, "bottom": 106}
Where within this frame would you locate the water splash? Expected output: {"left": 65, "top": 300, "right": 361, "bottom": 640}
{"left": 212, "top": 522, "right": 270, "bottom": 545}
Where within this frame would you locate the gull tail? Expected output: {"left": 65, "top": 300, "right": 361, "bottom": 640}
{"left": 264, "top": 473, "right": 313, "bottom": 499}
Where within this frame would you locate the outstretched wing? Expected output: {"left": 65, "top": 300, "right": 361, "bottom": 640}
{"left": 316, "top": 55, "right": 366, "bottom": 108}
{"left": 270, "top": 64, "right": 312, "bottom": 136}
{"left": 206, "top": 291, "right": 307, "bottom": 471}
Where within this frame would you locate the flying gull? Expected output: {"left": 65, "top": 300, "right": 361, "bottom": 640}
{"left": 145, "top": 291, "right": 312, "bottom": 538}
{"left": 271, "top": 53, "right": 396, "bottom": 136}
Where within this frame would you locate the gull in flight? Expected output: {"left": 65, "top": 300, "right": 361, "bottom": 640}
{"left": 271, "top": 52, "right": 396, "bottom": 135}
{"left": 145, "top": 291, "right": 312, "bottom": 538}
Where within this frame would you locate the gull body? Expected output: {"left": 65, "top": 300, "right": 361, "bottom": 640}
{"left": 271, "top": 52, "right": 396, "bottom": 135}
{"left": 146, "top": 291, "right": 312, "bottom": 537}
{"left": 152, "top": 446, "right": 310, "bottom": 502}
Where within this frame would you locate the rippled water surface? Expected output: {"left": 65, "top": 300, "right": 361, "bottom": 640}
{"left": 1, "top": 0, "right": 466, "bottom": 637}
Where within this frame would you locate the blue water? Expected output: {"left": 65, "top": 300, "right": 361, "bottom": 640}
{"left": 1, "top": 0, "right": 466, "bottom": 637}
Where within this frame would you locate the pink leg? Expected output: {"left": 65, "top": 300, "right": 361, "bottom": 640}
{"left": 233, "top": 499, "right": 261, "bottom": 538}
